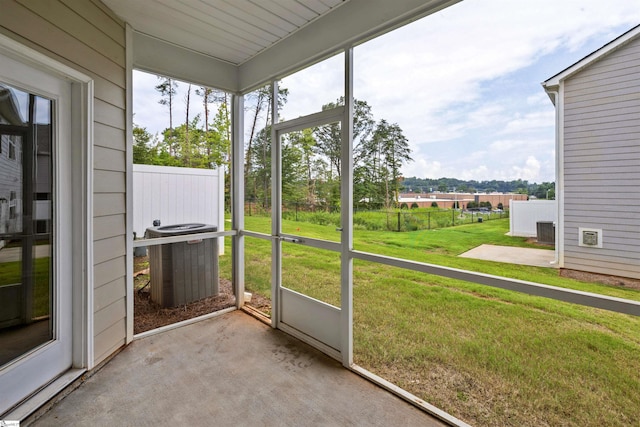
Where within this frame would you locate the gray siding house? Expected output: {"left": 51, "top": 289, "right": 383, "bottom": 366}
{"left": 543, "top": 25, "right": 640, "bottom": 280}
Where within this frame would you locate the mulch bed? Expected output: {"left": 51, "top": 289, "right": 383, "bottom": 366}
{"left": 133, "top": 256, "right": 271, "bottom": 334}
{"left": 560, "top": 268, "right": 640, "bottom": 291}
{"left": 134, "top": 278, "right": 237, "bottom": 334}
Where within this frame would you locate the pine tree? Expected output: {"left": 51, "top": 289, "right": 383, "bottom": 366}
{"left": 155, "top": 77, "right": 177, "bottom": 155}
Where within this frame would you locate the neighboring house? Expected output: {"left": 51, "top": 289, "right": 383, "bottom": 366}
{"left": 0, "top": 87, "right": 25, "bottom": 239}
{"left": 543, "top": 25, "right": 640, "bottom": 279}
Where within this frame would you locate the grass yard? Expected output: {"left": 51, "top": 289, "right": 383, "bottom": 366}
{"left": 277, "top": 206, "right": 508, "bottom": 232}
{"left": 222, "top": 217, "right": 640, "bottom": 426}
{"left": 0, "top": 257, "right": 50, "bottom": 318}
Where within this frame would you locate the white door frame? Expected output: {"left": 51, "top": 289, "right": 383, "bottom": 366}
{"left": 0, "top": 33, "right": 93, "bottom": 416}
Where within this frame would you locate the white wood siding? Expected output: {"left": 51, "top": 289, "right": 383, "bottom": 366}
{"left": 563, "top": 36, "right": 640, "bottom": 279}
{"left": 0, "top": 0, "right": 127, "bottom": 364}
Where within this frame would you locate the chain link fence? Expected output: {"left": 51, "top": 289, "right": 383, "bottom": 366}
{"left": 245, "top": 199, "right": 508, "bottom": 232}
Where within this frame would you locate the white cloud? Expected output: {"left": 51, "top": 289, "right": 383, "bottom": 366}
{"left": 350, "top": 0, "right": 640, "bottom": 146}
{"left": 527, "top": 92, "right": 551, "bottom": 107}
{"left": 279, "top": 53, "right": 344, "bottom": 120}
{"left": 402, "top": 157, "right": 442, "bottom": 179}
{"left": 489, "top": 139, "right": 528, "bottom": 152}
{"left": 510, "top": 156, "right": 542, "bottom": 181}
{"left": 500, "top": 110, "right": 555, "bottom": 135}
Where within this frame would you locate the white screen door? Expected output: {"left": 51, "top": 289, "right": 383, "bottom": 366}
{"left": 273, "top": 108, "right": 345, "bottom": 355}
{"left": 0, "top": 51, "right": 73, "bottom": 415}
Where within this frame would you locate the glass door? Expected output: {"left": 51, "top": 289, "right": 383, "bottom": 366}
{"left": 0, "top": 53, "right": 72, "bottom": 415}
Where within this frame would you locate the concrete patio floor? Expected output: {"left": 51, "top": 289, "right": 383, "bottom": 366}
{"left": 30, "top": 311, "right": 448, "bottom": 426}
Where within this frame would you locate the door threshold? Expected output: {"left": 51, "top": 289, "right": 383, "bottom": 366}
{"left": 3, "top": 368, "right": 85, "bottom": 422}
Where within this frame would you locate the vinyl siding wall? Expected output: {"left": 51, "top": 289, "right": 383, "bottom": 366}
{"left": 563, "top": 36, "right": 640, "bottom": 279}
{"left": 0, "top": 0, "right": 128, "bottom": 364}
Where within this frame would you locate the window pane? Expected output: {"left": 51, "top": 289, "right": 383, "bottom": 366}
{"left": 0, "top": 83, "right": 53, "bottom": 366}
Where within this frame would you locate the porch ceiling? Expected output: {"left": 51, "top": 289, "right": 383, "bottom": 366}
{"left": 103, "top": 0, "right": 458, "bottom": 92}
{"left": 103, "top": 0, "right": 348, "bottom": 66}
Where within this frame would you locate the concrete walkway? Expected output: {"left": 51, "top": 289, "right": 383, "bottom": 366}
{"left": 31, "top": 311, "right": 448, "bottom": 427}
{"left": 459, "top": 244, "right": 556, "bottom": 268}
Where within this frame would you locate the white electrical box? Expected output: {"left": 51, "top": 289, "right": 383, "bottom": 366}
{"left": 578, "top": 227, "right": 602, "bottom": 248}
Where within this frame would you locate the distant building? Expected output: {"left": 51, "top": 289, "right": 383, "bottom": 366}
{"left": 398, "top": 192, "right": 527, "bottom": 209}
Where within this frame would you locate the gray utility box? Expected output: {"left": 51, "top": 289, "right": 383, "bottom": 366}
{"left": 536, "top": 221, "right": 555, "bottom": 245}
{"left": 147, "top": 223, "right": 219, "bottom": 308}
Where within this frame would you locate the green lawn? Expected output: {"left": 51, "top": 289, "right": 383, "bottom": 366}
{"left": 0, "top": 257, "right": 50, "bottom": 318}
{"left": 222, "top": 217, "right": 640, "bottom": 426}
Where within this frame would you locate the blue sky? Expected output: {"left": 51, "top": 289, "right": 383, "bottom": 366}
{"left": 134, "top": 0, "right": 640, "bottom": 184}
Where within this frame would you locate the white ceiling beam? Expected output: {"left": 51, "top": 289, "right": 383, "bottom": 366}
{"left": 132, "top": 31, "right": 238, "bottom": 93}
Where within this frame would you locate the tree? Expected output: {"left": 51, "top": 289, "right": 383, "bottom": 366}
{"left": 242, "top": 92, "right": 412, "bottom": 211}
{"left": 209, "top": 103, "right": 231, "bottom": 168}
{"left": 314, "top": 97, "right": 375, "bottom": 180}
{"left": 281, "top": 132, "right": 306, "bottom": 203}
{"left": 532, "top": 181, "right": 555, "bottom": 199}
{"left": 155, "top": 77, "right": 177, "bottom": 155}
{"left": 183, "top": 84, "right": 192, "bottom": 166}
{"left": 133, "top": 124, "right": 155, "bottom": 164}
{"left": 287, "top": 128, "right": 319, "bottom": 204}
{"left": 379, "top": 120, "right": 412, "bottom": 208}
{"left": 248, "top": 126, "right": 272, "bottom": 207}
{"left": 359, "top": 119, "right": 412, "bottom": 209}
{"left": 245, "top": 84, "right": 289, "bottom": 199}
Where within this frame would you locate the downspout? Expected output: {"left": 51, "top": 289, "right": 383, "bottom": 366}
{"left": 547, "top": 89, "right": 562, "bottom": 266}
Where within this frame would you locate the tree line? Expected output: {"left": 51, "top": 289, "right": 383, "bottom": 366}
{"left": 133, "top": 77, "right": 231, "bottom": 169}
{"left": 134, "top": 78, "right": 413, "bottom": 210}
